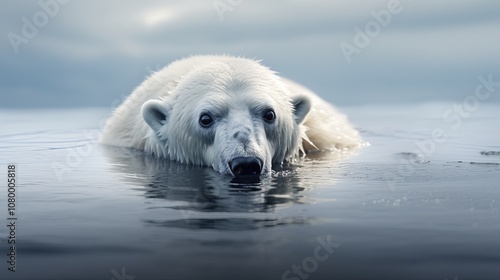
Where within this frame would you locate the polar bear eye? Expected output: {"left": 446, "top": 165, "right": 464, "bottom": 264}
{"left": 199, "top": 114, "right": 213, "bottom": 127}
{"left": 263, "top": 109, "right": 276, "bottom": 122}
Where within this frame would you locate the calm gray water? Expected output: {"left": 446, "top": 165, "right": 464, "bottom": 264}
{"left": 0, "top": 104, "right": 499, "bottom": 280}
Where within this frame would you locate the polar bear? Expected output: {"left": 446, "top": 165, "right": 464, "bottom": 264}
{"left": 101, "top": 55, "right": 361, "bottom": 176}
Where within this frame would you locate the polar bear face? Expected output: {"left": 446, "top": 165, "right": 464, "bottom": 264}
{"left": 141, "top": 62, "right": 310, "bottom": 176}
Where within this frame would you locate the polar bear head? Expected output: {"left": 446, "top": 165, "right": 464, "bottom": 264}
{"left": 141, "top": 59, "right": 310, "bottom": 176}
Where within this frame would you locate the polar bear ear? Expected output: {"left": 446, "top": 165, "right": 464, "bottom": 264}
{"left": 291, "top": 95, "right": 311, "bottom": 124}
{"left": 141, "top": 100, "right": 171, "bottom": 134}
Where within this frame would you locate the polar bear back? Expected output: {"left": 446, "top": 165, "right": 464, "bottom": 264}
{"left": 282, "top": 79, "right": 361, "bottom": 151}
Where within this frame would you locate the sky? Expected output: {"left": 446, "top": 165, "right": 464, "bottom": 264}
{"left": 1, "top": 0, "right": 499, "bottom": 108}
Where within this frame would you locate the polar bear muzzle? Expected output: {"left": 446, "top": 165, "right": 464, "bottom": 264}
{"left": 229, "top": 156, "right": 263, "bottom": 176}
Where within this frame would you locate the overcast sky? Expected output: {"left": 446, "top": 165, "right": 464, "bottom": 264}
{"left": 1, "top": 0, "right": 499, "bottom": 108}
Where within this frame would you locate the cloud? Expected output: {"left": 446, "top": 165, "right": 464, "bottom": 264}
{"left": 1, "top": 0, "right": 499, "bottom": 108}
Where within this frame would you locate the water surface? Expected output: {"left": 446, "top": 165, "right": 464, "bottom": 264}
{"left": 0, "top": 104, "right": 499, "bottom": 280}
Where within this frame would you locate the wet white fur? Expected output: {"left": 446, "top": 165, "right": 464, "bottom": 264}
{"left": 101, "top": 55, "right": 361, "bottom": 175}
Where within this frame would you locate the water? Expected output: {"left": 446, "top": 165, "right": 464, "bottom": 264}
{"left": 0, "top": 104, "right": 499, "bottom": 280}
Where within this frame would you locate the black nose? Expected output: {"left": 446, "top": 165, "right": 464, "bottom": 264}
{"left": 229, "top": 157, "right": 262, "bottom": 176}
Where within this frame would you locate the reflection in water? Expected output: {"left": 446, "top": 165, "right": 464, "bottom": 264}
{"left": 144, "top": 217, "right": 312, "bottom": 231}
{"left": 101, "top": 145, "right": 357, "bottom": 229}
